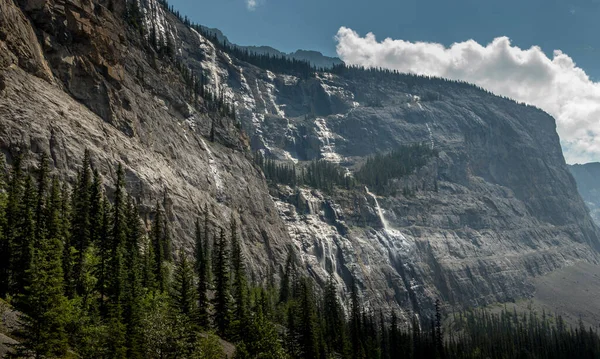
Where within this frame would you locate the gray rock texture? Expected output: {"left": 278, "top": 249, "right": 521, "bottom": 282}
{"left": 0, "top": 0, "right": 598, "bottom": 321}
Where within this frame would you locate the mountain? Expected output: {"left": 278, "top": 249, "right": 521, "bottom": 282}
{"left": 288, "top": 49, "right": 343, "bottom": 69}
{"left": 569, "top": 163, "right": 600, "bottom": 225}
{"left": 200, "top": 25, "right": 343, "bottom": 68}
{"left": 0, "top": 0, "right": 598, "bottom": 323}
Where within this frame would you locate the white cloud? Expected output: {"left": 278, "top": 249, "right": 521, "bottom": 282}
{"left": 335, "top": 26, "right": 600, "bottom": 164}
{"left": 246, "top": 0, "right": 258, "bottom": 11}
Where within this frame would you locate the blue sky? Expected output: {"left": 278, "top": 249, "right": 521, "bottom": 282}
{"left": 171, "top": 0, "right": 600, "bottom": 79}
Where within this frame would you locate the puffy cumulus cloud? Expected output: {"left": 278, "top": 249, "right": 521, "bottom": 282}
{"left": 335, "top": 26, "right": 600, "bottom": 164}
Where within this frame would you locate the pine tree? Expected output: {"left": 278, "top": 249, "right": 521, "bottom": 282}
{"left": 152, "top": 201, "right": 166, "bottom": 292}
{"left": 89, "top": 169, "right": 103, "bottom": 247}
{"left": 141, "top": 232, "right": 156, "bottom": 291}
{"left": 12, "top": 175, "right": 36, "bottom": 300}
{"left": 203, "top": 204, "right": 212, "bottom": 285}
{"left": 350, "top": 279, "right": 364, "bottom": 359}
{"left": 17, "top": 187, "right": 70, "bottom": 358}
{"left": 279, "top": 250, "right": 297, "bottom": 304}
{"left": 106, "top": 310, "right": 127, "bottom": 359}
{"left": 109, "top": 163, "right": 126, "bottom": 307}
{"left": 230, "top": 216, "right": 249, "bottom": 340}
{"left": 324, "top": 273, "right": 346, "bottom": 356}
{"left": 162, "top": 192, "right": 172, "bottom": 263}
{"left": 97, "top": 197, "right": 111, "bottom": 313}
{"left": 194, "top": 218, "right": 209, "bottom": 328}
{"left": 123, "top": 196, "right": 143, "bottom": 359}
{"left": 0, "top": 153, "right": 11, "bottom": 298}
{"left": 34, "top": 153, "right": 49, "bottom": 246}
{"left": 240, "top": 301, "right": 287, "bottom": 359}
{"left": 212, "top": 227, "right": 231, "bottom": 337}
{"left": 298, "top": 278, "right": 320, "bottom": 359}
{"left": 104, "top": 163, "right": 127, "bottom": 359}
{"left": 61, "top": 182, "right": 77, "bottom": 299}
{"left": 380, "top": 310, "right": 390, "bottom": 359}
{"left": 46, "top": 177, "right": 63, "bottom": 246}
{"left": 73, "top": 150, "right": 92, "bottom": 295}
{"left": 172, "top": 248, "right": 196, "bottom": 316}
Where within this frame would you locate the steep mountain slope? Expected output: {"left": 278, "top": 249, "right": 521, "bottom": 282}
{"left": 569, "top": 163, "right": 600, "bottom": 225}
{"left": 0, "top": 0, "right": 291, "bottom": 284}
{"left": 0, "top": 0, "right": 598, "bottom": 321}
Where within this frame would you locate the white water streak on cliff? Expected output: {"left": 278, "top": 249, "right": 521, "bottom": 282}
{"left": 426, "top": 123, "right": 434, "bottom": 150}
{"left": 200, "top": 138, "right": 223, "bottom": 196}
{"left": 365, "top": 187, "right": 409, "bottom": 249}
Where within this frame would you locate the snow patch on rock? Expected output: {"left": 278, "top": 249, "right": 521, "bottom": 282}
{"left": 282, "top": 75, "right": 299, "bottom": 86}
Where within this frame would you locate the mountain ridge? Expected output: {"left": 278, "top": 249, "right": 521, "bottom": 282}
{"left": 199, "top": 25, "right": 343, "bottom": 69}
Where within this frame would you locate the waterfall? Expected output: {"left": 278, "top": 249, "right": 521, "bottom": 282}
{"left": 365, "top": 186, "right": 389, "bottom": 230}
{"left": 365, "top": 187, "right": 408, "bottom": 246}
{"left": 200, "top": 138, "right": 223, "bottom": 196}
{"left": 426, "top": 123, "right": 435, "bottom": 150}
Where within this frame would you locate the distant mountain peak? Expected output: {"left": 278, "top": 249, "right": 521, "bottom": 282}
{"left": 199, "top": 26, "right": 343, "bottom": 68}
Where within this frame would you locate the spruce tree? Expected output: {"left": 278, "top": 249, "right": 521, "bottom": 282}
{"left": 97, "top": 197, "right": 111, "bottom": 313}
{"left": 380, "top": 310, "right": 390, "bottom": 359}
{"left": 61, "top": 182, "right": 77, "bottom": 299}
{"left": 194, "top": 218, "right": 209, "bottom": 328}
{"left": 350, "top": 279, "right": 364, "bottom": 359}
{"left": 298, "top": 278, "right": 320, "bottom": 359}
{"left": 152, "top": 201, "right": 166, "bottom": 292}
{"left": 286, "top": 301, "right": 301, "bottom": 357}
{"left": 109, "top": 163, "right": 126, "bottom": 306}
{"left": 12, "top": 175, "right": 36, "bottom": 300}
{"left": 324, "top": 273, "right": 346, "bottom": 356}
{"left": 0, "top": 153, "right": 11, "bottom": 298}
{"left": 230, "top": 216, "right": 249, "bottom": 340}
{"left": 240, "top": 301, "right": 287, "bottom": 359}
{"left": 34, "top": 153, "right": 49, "bottom": 246}
{"left": 72, "top": 150, "right": 92, "bottom": 295}
{"left": 106, "top": 163, "right": 127, "bottom": 359}
{"left": 279, "top": 250, "right": 297, "bottom": 304}
{"left": 172, "top": 248, "right": 196, "bottom": 316}
{"left": 141, "top": 232, "right": 156, "bottom": 291}
{"left": 212, "top": 227, "right": 231, "bottom": 337}
{"left": 18, "top": 188, "right": 70, "bottom": 358}
{"left": 89, "top": 169, "right": 103, "bottom": 247}
{"left": 203, "top": 204, "right": 212, "bottom": 285}
{"left": 123, "top": 196, "right": 143, "bottom": 359}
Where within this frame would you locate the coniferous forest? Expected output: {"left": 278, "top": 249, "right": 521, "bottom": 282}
{"left": 254, "top": 143, "right": 437, "bottom": 196}
{"left": 0, "top": 151, "right": 599, "bottom": 358}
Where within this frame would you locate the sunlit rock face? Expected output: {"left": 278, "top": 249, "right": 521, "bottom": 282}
{"left": 0, "top": 0, "right": 598, "bottom": 321}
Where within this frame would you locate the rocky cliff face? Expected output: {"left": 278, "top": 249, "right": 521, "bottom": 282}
{"left": 1, "top": 0, "right": 598, "bottom": 320}
{"left": 0, "top": 0, "right": 291, "bottom": 284}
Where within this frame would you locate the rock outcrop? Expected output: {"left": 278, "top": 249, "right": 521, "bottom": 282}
{"left": 0, "top": 0, "right": 598, "bottom": 321}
